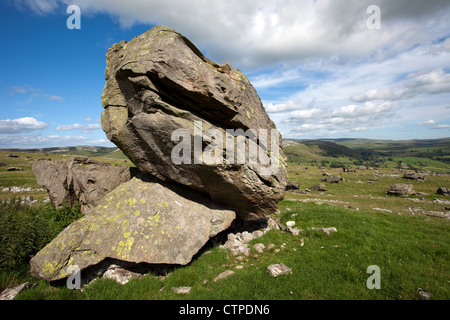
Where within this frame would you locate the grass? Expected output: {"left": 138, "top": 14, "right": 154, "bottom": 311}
{"left": 0, "top": 147, "right": 449, "bottom": 300}
{"left": 0, "top": 201, "right": 83, "bottom": 291}
{"left": 10, "top": 200, "right": 449, "bottom": 300}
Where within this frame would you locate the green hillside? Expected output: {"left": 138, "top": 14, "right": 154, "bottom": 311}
{"left": 283, "top": 138, "right": 450, "bottom": 173}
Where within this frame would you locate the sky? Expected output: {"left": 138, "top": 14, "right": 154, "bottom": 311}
{"left": 0, "top": 0, "right": 449, "bottom": 149}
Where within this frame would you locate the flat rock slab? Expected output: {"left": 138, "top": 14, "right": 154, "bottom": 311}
{"left": 30, "top": 176, "right": 235, "bottom": 282}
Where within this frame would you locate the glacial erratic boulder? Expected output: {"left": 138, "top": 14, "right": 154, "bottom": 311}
{"left": 30, "top": 176, "right": 235, "bottom": 282}
{"left": 403, "top": 172, "right": 426, "bottom": 182}
{"left": 387, "top": 184, "right": 415, "bottom": 196}
{"left": 321, "top": 175, "right": 344, "bottom": 183}
{"left": 100, "top": 25, "right": 287, "bottom": 219}
{"left": 32, "top": 157, "right": 133, "bottom": 214}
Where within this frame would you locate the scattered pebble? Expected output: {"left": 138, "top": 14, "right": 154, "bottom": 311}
{"left": 267, "top": 264, "right": 292, "bottom": 277}
{"left": 172, "top": 286, "right": 192, "bottom": 294}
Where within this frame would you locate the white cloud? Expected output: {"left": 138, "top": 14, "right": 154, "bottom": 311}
{"left": 9, "top": 84, "right": 64, "bottom": 103}
{"left": 265, "top": 100, "right": 302, "bottom": 113}
{"left": 0, "top": 133, "right": 114, "bottom": 148}
{"left": 433, "top": 124, "right": 450, "bottom": 129}
{"left": 418, "top": 120, "right": 436, "bottom": 126}
{"left": 12, "top": 0, "right": 450, "bottom": 69}
{"left": 0, "top": 117, "right": 48, "bottom": 134}
{"left": 55, "top": 123, "right": 101, "bottom": 133}
{"left": 48, "top": 95, "right": 65, "bottom": 101}
{"left": 13, "top": 0, "right": 59, "bottom": 15}
{"left": 283, "top": 101, "right": 398, "bottom": 137}
{"left": 9, "top": 0, "right": 450, "bottom": 141}
{"left": 353, "top": 69, "right": 450, "bottom": 102}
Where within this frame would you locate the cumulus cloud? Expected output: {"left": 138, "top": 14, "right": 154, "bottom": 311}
{"left": 283, "top": 101, "right": 397, "bottom": 137}
{"left": 55, "top": 123, "right": 101, "bottom": 133}
{"left": 9, "top": 0, "right": 450, "bottom": 140}
{"left": 13, "top": 0, "right": 59, "bottom": 15}
{"left": 265, "top": 100, "right": 302, "bottom": 113}
{"left": 12, "top": 0, "right": 450, "bottom": 69}
{"left": 0, "top": 117, "right": 49, "bottom": 134}
{"left": 353, "top": 69, "right": 450, "bottom": 102}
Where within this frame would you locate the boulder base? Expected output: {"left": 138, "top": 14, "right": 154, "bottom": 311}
{"left": 30, "top": 176, "right": 235, "bottom": 282}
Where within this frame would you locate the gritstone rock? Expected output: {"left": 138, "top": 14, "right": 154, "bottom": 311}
{"left": 387, "top": 184, "right": 415, "bottom": 196}
{"left": 267, "top": 264, "right": 292, "bottom": 277}
{"left": 30, "top": 176, "right": 235, "bottom": 282}
{"left": 32, "top": 157, "right": 133, "bottom": 214}
{"left": 100, "top": 25, "right": 287, "bottom": 219}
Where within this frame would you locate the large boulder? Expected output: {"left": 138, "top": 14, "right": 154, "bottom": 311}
{"left": 32, "top": 157, "right": 132, "bottom": 214}
{"left": 436, "top": 187, "right": 449, "bottom": 196}
{"left": 403, "top": 172, "right": 426, "bottom": 182}
{"left": 387, "top": 184, "right": 415, "bottom": 196}
{"left": 30, "top": 175, "right": 235, "bottom": 282}
{"left": 100, "top": 25, "right": 287, "bottom": 219}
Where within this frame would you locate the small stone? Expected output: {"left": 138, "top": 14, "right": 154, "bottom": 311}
{"left": 267, "top": 243, "right": 275, "bottom": 250}
{"left": 313, "top": 227, "right": 337, "bottom": 235}
{"left": 252, "top": 230, "right": 264, "bottom": 238}
{"left": 213, "top": 270, "right": 235, "bottom": 282}
{"left": 299, "top": 238, "right": 305, "bottom": 247}
{"left": 286, "top": 221, "right": 296, "bottom": 228}
{"left": 417, "top": 288, "right": 432, "bottom": 300}
{"left": 102, "top": 266, "right": 142, "bottom": 285}
{"left": 230, "top": 243, "right": 251, "bottom": 256}
{"left": 253, "top": 243, "right": 266, "bottom": 253}
{"left": 172, "top": 286, "right": 192, "bottom": 294}
{"left": 288, "top": 227, "right": 302, "bottom": 236}
{"left": 267, "top": 264, "right": 292, "bottom": 277}
{"left": 0, "top": 282, "right": 29, "bottom": 300}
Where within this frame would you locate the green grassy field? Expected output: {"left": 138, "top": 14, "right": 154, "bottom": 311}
{"left": 11, "top": 201, "right": 449, "bottom": 300}
{"left": 0, "top": 140, "right": 449, "bottom": 300}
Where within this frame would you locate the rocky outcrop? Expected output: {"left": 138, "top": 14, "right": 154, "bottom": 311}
{"left": 100, "top": 25, "right": 287, "bottom": 219}
{"left": 403, "top": 172, "right": 426, "bottom": 181}
{"left": 321, "top": 175, "right": 345, "bottom": 183}
{"left": 387, "top": 184, "right": 415, "bottom": 196}
{"left": 437, "top": 187, "right": 449, "bottom": 196}
{"left": 32, "top": 157, "right": 133, "bottom": 214}
{"left": 30, "top": 175, "right": 235, "bottom": 282}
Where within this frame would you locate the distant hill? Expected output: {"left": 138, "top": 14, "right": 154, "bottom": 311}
{"left": 1, "top": 137, "right": 449, "bottom": 172}
{"left": 0, "top": 146, "right": 127, "bottom": 159}
{"left": 283, "top": 138, "right": 450, "bottom": 172}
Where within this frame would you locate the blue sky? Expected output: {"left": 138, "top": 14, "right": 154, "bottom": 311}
{"left": 0, "top": 0, "right": 450, "bottom": 148}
